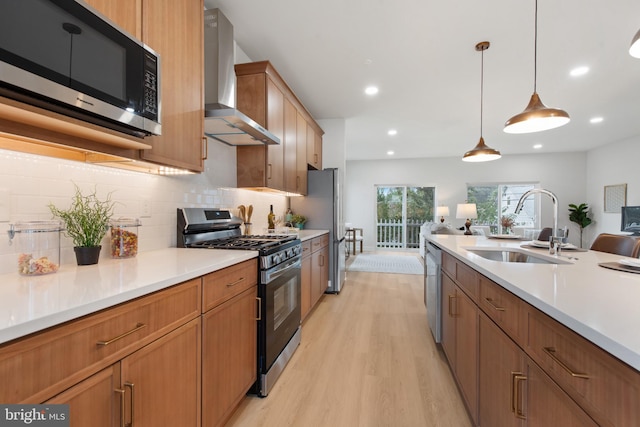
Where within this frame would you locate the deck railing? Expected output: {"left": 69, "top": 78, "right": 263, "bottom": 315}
{"left": 376, "top": 219, "right": 423, "bottom": 248}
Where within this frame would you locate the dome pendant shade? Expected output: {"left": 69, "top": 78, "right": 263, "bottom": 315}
{"left": 504, "top": 92, "right": 570, "bottom": 134}
{"left": 463, "top": 137, "right": 502, "bottom": 162}
{"left": 630, "top": 28, "right": 640, "bottom": 58}
{"left": 462, "top": 41, "right": 501, "bottom": 163}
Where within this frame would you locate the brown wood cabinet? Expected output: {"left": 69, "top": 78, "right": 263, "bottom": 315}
{"left": 301, "top": 234, "right": 329, "bottom": 320}
{"left": 140, "top": 0, "right": 205, "bottom": 172}
{"left": 441, "top": 270, "right": 478, "bottom": 423}
{"left": 201, "top": 259, "right": 258, "bottom": 427}
{"left": 301, "top": 240, "right": 313, "bottom": 320}
{"left": 86, "top": 0, "right": 206, "bottom": 172}
{"left": 440, "top": 249, "right": 640, "bottom": 427}
{"left": 119, "top": 318, "right": 201, "bottom": 427}
{"left": 2, "top": 278, "right": 201, "bottom": 427}
{"left": 236, "top": 61, "right": 323, "bottom": 194}
{"left": 307, "top": 123, "right": 322, "bottom": 170}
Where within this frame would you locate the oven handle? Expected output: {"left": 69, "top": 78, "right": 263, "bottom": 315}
{"left": 263, "top": 257, "right": 301, "bottom": 284}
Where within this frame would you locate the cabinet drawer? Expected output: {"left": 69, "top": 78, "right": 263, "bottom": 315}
{"left": 479, "top": 276, "right": 523, "bottom": 344}
{"left": 443, "top": 252, "right": 478, "bottom": 300}
{"left": 0, "top": 278, "right": 201, "bottom": 403}
{"left": 301, "top": 240, "right": 312, "bottom": 258}
{"left": 203, "top": 258, "right": 258, "bottom": 311}
{"left": 527, "top": 307, "right": 640, "bottom": 426}
{"left": 311, "top": 234, "right": 329, "bottom": 252}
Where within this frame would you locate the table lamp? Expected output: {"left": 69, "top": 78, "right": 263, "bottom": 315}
{"left": 456, "top": 203, "right": 477, "bottom": 235}
{"left": 436, "top": 206, "right": 450, "bottom": 223}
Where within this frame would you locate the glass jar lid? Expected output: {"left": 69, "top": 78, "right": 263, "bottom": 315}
{"left": 8, "top": 220, "right": 64, "bottom": 243}
{"left": 110, "top": 218, "right": 141, "bottom": 228}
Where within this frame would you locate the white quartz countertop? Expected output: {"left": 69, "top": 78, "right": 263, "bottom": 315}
{"left": 427, "top": 235, "right": 640, "bottom": 371}
{"left": 0, "top": 248, "right": 257, "bottom": 345}
{"left": 296, "top": 229, "right": 329, "bottom": 241}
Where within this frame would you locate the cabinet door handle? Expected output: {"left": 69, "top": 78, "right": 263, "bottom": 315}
{"left": 125, "top": 382, "right": 135, "bottom": 427}
{"left": 227, "top": 277, "right": 245, "bottom": 287}
{"left": 202, "top": 137, "right": 208, "bottom": 160}
{"left": 320, "top": 254, "right": 325, "bottom": 267}
{"left": 543, "top": 347, "right": 590, "bottom": 379}
{"left": 256, "top": 297, "right": 262, "bottom": 321}
{"left": 448, "top": 294, "right": 457, "bottom": 317}
{"left": 267, "top": 163, "right": 272, "bottom": 180}
{"left": 97, "top": 323, "right": 146, "bottom": 346}
{"left": 115, "top": 388, "right": 126, "bottom": 427}
{"left": 511, "top": 372, "right": 527, "bottom": 420}
{"left": 484, "top": 297, "right": 506, "bottom": 312}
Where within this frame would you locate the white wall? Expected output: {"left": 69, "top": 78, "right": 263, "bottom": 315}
{"left": 0, "top": 139, "right": 287, "bottom": 274}
{"left": 586, "top": 135, "right": 640, "bottom": 244}
{"left": 345, "top": 152, "right": 587, "bottom": 251}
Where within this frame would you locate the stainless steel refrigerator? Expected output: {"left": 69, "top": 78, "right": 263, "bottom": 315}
{"left": 291, "top": 168, "right": 346, "bottom": 293}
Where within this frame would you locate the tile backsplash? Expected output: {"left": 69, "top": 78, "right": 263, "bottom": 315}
{"left": 0, "top": 147, "right": 287, "bottom": 274}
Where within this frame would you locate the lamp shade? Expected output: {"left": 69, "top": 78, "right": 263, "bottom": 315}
{"left": 436, "top": 206, "right": 450, "bottom": 217}
{"left": 462, "top": 137, "right": 502, "bottom": 162}
{"left": 630, "top": 28, "right": 640, "bottom": 58}
{"left": 456, "top": 203, "right": 477, "bottom": 219}
{"left": 503, "top": 92, "right": 570, "bottom": 134}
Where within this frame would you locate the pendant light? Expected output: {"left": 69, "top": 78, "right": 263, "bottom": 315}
{"left": 504, "top": 0, "right": 570, "bottom": 134}
{"left": 463, "top": 41, "right": 501, "bottom": 162}
{"left": 630, "top": 28, "right": 640, "bottom": 58}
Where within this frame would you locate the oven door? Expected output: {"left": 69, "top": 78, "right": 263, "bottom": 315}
{"left": 259, "top": 257, "right": 302, "bottom": 372}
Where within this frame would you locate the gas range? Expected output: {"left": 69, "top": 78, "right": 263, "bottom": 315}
{"left": 177, "top": 208, "right": 302, "bottom": 269}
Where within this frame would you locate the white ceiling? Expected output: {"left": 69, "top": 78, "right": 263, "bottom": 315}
{"left": 204, "top": 0, "right": 640, "bottom": 161}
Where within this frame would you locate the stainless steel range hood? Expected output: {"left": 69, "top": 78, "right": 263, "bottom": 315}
{"left": 203, "top": 9, "right": 280, "bottom": 146}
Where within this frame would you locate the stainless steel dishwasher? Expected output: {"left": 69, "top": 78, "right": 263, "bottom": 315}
{"left": 425, "top": 242, "right": 442, "bottom": 343}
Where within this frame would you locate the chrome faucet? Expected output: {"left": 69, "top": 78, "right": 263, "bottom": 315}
{"left": 515, "top": 189, "right": 561, "bottom": 255}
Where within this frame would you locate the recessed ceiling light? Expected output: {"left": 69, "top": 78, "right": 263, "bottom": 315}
{"left": 533, "top": 144, "right": 543, "bottom": 149}
{"left": 570, "top": 66, "right": 589, "bottom": 77}
{"left": 387, "top": 150, "right": 395, "bottom": 156}
{"left": 365, "top": 86, "right": 379, "bottom": 96}
{"left": 590, "top": 116, "right": 604, "bottom": 124}
{"left": 388, "top": 129, "right": 397, "bottom": 136}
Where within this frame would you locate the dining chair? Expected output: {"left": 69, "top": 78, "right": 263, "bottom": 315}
{"left": 590, "top": 233, "right": 640, "bottom": 258}
{"left": 536, "top": 227, "right": 553, "bottom": 241}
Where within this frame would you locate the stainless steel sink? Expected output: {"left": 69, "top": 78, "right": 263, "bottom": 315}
{"left": 464, "top": 247, "right": 571, "bottom": 265}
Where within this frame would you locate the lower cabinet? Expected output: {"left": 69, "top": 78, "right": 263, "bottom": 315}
{"left": 301, "top": 234, "right": 329, "bottom": 321}
{"left": 202, "top": 286, "right": 257, "bottom": 427}
{"left": 479, "top": 313, "right": 596, "bottom": 427}
{"left": 442, "top": 252, "right": 630, "bottom": 426}
{"left": 441, "top": 272, "right": 478, "bottom": 423}
{"left": 3, "top": 258, "right": 261, "bottom": 427}
{"left": 201, "top": 259, "right": 258, "bottom": 427}
{"left": 47, "top": 318, "right": 201, "bottom": 427}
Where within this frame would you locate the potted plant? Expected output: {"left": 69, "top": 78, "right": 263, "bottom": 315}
{"left": 48, "top": 185, "right": 116, "bottom": 265}
{"left": 291, "top": 214, "right": 307, "bottom": 230}
{"left": 568, "top": 203, "right": 593, "bottom": 248}
{"left": 500, "top": 214, "right": 516, "bottom": 234}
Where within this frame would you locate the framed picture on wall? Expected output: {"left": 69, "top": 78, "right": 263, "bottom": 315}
{"left": 604, "top": 183, "right": 627, "bottom": 213}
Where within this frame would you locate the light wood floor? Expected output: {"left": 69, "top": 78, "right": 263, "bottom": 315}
{"left": 226, "top": 253, "right": 473, "bottom": 427}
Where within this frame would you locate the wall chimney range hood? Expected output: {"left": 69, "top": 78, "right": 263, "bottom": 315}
{"left": 203, "top": 9, "right": 280, "bottom": 146}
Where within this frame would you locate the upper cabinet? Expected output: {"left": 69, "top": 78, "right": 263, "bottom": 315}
{"left": 140, "top": 0, "right": 205, "bottom": 172}
{"left": 235, "top": 61, "right": 323, "bottom": 194}
{"left": 91, "top": 0, "right": 205, "bottom": 172}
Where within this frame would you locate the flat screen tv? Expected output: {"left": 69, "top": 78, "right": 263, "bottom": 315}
{"left": 621, "top": 206, "right": 640, "bottom": 235}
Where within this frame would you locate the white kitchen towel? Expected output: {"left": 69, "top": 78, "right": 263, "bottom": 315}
{"left": 348, "top": 254, "right": 423, "bottom": 275}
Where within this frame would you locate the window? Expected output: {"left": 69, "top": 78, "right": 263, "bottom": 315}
{"left": 376, "top": 186, "right": 434, "bottom": 248}
{"left": 467, "top": 183, "right": 539, "bottom": 232}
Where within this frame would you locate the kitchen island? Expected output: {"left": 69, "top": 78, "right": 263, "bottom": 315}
{"left": 427, "top": 234, "right": 640, "bottom": 426}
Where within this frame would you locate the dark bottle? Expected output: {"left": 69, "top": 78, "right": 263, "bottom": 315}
{"left": 268, "top": 205, "right": 275, "bottom": 230}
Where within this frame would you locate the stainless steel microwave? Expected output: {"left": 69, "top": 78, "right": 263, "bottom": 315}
{"left": 0, "top": 0, "right": 161, "bottom": 137}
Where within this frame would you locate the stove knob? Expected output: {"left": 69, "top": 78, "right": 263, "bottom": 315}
{"left": 272, "top": 254, "right": 281, "bottom": 264}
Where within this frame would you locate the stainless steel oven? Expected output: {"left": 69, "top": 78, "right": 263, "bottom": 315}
{"left": 259, "top": 254, "right": 301, "bottom": 396}
{"left": 177, "top": 207, "right": 302, "bottom": 397}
